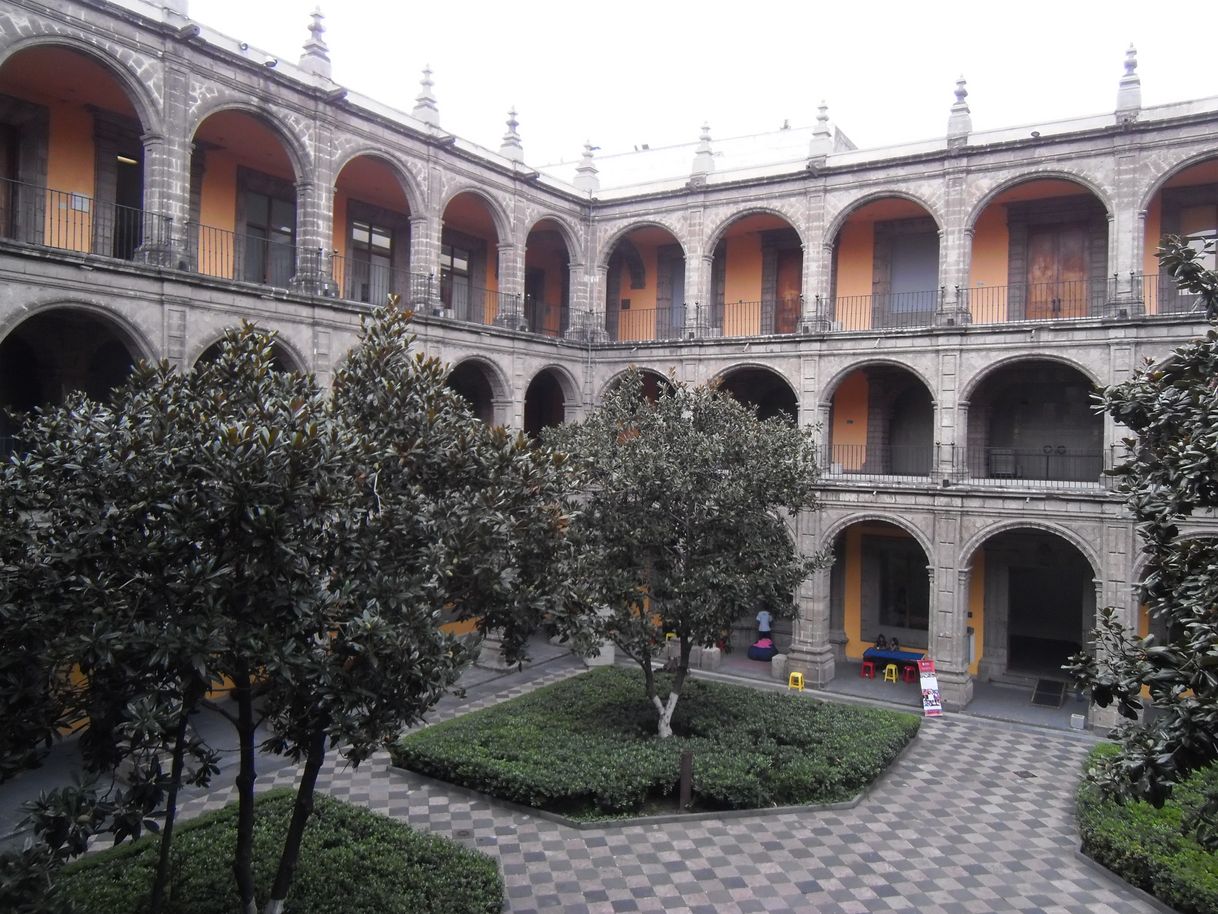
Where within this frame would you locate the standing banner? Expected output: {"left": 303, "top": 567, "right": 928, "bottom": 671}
{"left": 918, "top": 658, "right": 943, "bottom": 717}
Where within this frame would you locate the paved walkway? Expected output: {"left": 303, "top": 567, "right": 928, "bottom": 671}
{"left": 164, "top": 654, "right": 1155, "bottom": 914}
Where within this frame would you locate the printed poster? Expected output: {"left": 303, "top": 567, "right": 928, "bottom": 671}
{"left": 918, "top": 658, "right": 943, "bottom": 717}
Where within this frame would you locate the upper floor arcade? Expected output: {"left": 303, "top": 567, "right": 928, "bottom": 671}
{"left": 0, "top": 0, "right": 1216, "bottom": 346}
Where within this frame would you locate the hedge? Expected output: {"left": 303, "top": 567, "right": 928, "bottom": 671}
{"left": 1077, "top": 744, "right": 1218, "bottom": 914}
{"left": 392, "top": 666, "right": 919, "bottom": 819}
{"left": 54, "top": 789, "right": 503, "bottom": 914}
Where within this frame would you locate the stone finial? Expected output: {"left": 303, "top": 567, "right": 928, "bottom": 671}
{"left": 948, "top": 76, "right": 972, "bottom": 141}
{"left": 691, "top": 122, "right": 715, "bottom": 176}
{"left": 574, "top": 140, "right": 600, "bottom": 193}
{"left": 412, "top": 65, "right": 439, "bottom": 126}
{"left": 298, "top": 8, "right": 331, "bottom": 78}
{"left": 499, "top": 107, "right": 524, "bottom": 162}
{"left": 1116, "top": 44, "right": 1141, "bottom": 121}
{"left": 809, "top": 101, "right": 833, "bottom": 156}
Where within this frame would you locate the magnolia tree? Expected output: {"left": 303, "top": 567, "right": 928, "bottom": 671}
{"left": 1068, "top": 236, "right": 1218, "bottom": 848}
{"left": 547, "top": 370, "right": 822, "bottom": 738}
{"left": 0, "top": 307, "right": 582, "bottom": 914}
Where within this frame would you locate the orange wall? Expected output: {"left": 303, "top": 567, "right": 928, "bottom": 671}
{"left": 44, "top": 102, "right": 95, "bottom": 253}
{"left": 968, "top": 206, "right": 1010, "bottom": 321}
{"left": 835, "top": 220, "right": 874, "bottom": 315}
{"left": 842, "top": 523, "right": 925, "bottom": 658}
{"left": 331, "top": 190, "right": 350, "bottom": 289}
{"left": 526, "top": 240, "right": 568, "bottom": 334}
{"left": 967, "top": 554, "right": 985, "bottom": 675}
{"left": 613, "top": 241, "right": 661, "bottom": 341}
{"left": 722, "top": 235, "right": 763, "bottom": 336}
{"left": 830, "top": 371, "right": 869, "bottom": 469}
{"left": 1143, "top": 196, "right": 1163, "bottom": 309}
{"left": 196, "top": 151, "right": 238, "bottom": 279}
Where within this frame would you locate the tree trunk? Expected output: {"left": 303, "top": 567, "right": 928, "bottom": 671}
{"left": 650, "top": 636, "right": 693, "bottom": 739}
{"left": 651, "top": 691, "right": 680, "bottom": 738}
{"left": 232, "top": 666, "right": 258, "bottom": 914}
{"left": 263, "top": 721, "right": 327, "bottom": 914}
{"left": 148, "top": 684, "right": 200, "bottom": 914}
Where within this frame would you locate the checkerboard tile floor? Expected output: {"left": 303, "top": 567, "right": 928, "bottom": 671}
{"left": 175, "top": 660, "right": 1157, "bottom": 914}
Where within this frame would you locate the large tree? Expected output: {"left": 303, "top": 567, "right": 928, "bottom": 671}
{"left": 0, "top": 306, "right": 581, "bottom": 913}
{"left": 547, "top": 369, "right": 822, "bottom": 737}
{"left": 1069, "top": 236, "right": 1218, "bottom": 848}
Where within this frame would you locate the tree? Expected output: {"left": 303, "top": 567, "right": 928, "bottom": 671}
{"left": 1068, "top": 236, "right": 1218, "bottom": 848}
{"left": 546, "top": 369, "right": 822, "bottom": 738}
{"left": 0, "top": 306, "right": 582, "bottom": 913}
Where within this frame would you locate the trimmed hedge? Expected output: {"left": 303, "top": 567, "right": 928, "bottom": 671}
{"left": 54, "top": 789, "right": 503, "bottom": 914}
{"left": 1077, "top": 744, "right": 1218, "bottom": 914}
{"left": 391, "top": 666, "right": 919, "bottom": 818}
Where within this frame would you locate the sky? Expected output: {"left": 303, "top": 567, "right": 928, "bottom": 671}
{"left": 190, "top": 0, "right": 1218, "bottom": 168}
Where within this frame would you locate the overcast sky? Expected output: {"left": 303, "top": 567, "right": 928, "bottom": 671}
{"left": 190, "top": 0, "right": 1218, "bottom": 167}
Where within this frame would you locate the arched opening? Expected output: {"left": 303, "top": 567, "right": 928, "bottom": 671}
{"left": 523, "top": 369, "right": 566, "bottom": 439}
{"left": 0, "top": 308, "right": 140, "bottom": 455}
{"left": 194, "top": 337, "right": 301, "bottom": 373}
{"left": 831, "top": 197, "right": 940, "bottom": 330}
{"left": 826, "top": 365, "right": 934, "bottom": 479}
{"left": 332, "top": 155, "right": 412, "bottom": 306}
{"left": 966, "top": 360, "right": 1102, "bottom": 483}
{"left": 189, "top": 110, "right": 300, "bottom": 286}
{"left": 967, "top": 178, "right": 1108, "bottom": 324}
{"left": 717, "top": 366, "right": 797, "bottom": 423}
{"left": 708, "top": 213, "right": 801, "bottom": 337}
{"left": 829, "top": 520, "right": 931, "bottom": 663}
{"left": 524, "top": 219, "right": 571, "bottom": 337}
{"left": 1142, "top": 157, "right": 1218, "bottom": 314}
{"left": 439, "top": 191, "right": 503, "bottom": 326}
{"left": 0, "top": 44, "right": 150, "bottom": 259}
{"left": 605, "top": 368, "right": 674, "bottom": 403}
{"left": 604, "top": 225, "right": 685, "bottom": 342}
{"left": 446, "top": 360, "right": 498, "bottom": 424}
{"left": 975, "top": 528, "right": 1094, "bottom": 682}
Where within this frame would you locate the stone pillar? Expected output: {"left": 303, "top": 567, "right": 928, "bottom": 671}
{"left": 1088, "top": 577, "right": 1124, "bottom": 731}
{"left": 787, "top": 515, "right": 834, "bottom": 686}
{"left": 408, "top": 214, "right": 439, "bottom": 310}
{"left": 945, "top": 399, "right": 967, "bottom": 479}
{"left": 693, "top": 253, "right": 715, "bottom": 336}
{"left": 495, "top": 241, "right": 524, "bottom": 327}
{"left": 290, "top": 178, "right": 336, "bottom": 296}
{"left": 813, "top": 242, "right": 835, "bottom": 329}
{"left": 1108, "top": 147, "right": 1146, "bottom": 316}
{"left": 937, "top": 167, "right": 972, "bottom": 325}
{"left": 136, "top": 132, "right": 188, "bottom": 267}
{"left": 564, "top": 260, "right": 605, "bottom": 342}
{"left": 802, "top": 186, "right": 828, "bottom": 329}
{"left": 932, "top": 566, "right": 974, "bottom": 709}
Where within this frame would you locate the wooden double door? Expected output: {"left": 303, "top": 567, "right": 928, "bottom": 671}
{"left": 1025, "top": 222, "right": 1091, "bottom": 320}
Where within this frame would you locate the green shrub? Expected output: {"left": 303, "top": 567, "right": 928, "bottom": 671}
{"left": 1077, "top": 745, "right": 1218, "bottom": 914}
{"left": 54, "top": 789, "right": 502, "bottom": 914}
{"left": 392, "top": 667, "right": 919, "bottom": 819}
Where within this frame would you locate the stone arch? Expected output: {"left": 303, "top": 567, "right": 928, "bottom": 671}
{"left": 818, "top": 357, "right": 937, "bottom": 407}
{"left": 823, "top": 189, "right": 945, "bottom": 244}
{"left": 958, "top": 352, "right": 1101, "bottom": 404}
{"left": 446, "top": 356, "right": 510, "bottom": 424}
{"left": 597, "top": 219, "right": 687, "bottom": 270}
{"left": 958, "top": 519, "right": 1102, "bottom": 579}
{"left": 819, "top": 511, "right": 935, "bottom": 563}
{"left": 188, "top": 98, "right": 312, "bottom": 183}
{"left": 188, "top": 330, "right": 308, "bottom": 373}
{"left": 712, "top": 362, "right": 800, "bottom": 422}
{"left": 523, "top": 212, "right": 583, "bottom": 262}
{"left": 597, "top": 366, "right": 675, "bottom": 402}
{"left": 527, "top": 362, "right": 581, "bottom": 406}
{"left": 0, "top": 298, "right": 155, "bottom": 362}
{"left": 964, "top": 169, "right": 1114, "bottom": 233}
{"left": 448, "top": 355, "right": 510, "bottom": 401}
{"left": 0, "top": 35, "right": 164, "bottom": 136}
{"left": 703, "top": 205, "right": 806, "bottom": 253}
{"left": 439, "top": 185, "right": 513, "bottom": 242}
{"left": 332, "top": 147, "right": 425, "bottom": 215}
{"left": 1137, "top": 149, "right": 1218, "bottom": 214}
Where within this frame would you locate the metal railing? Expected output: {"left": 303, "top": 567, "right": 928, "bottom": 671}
{"left": 1139, "top": 273, "right": 1210, "bottom": 317}
{"left": 329, "top": 253, "right": 414, "bottom": 306}
{"left": 0, "top": 177, "right": 170, "bottom": 262}
{"left": 606, "top": 305, "right": 687, "bottom": 342}
{"left": 404, "top": 272, "right": 528, "bottom": 331}
{"left": 963, "top": 279, "right": 1107, "bottom": 325}
{"left": 826, "top": 289, "right": 941, "bottom": 332}
{"left": 698, "top": 299, "right": 803, "bottom": 337}
{"left": 952, "top": 445, "right": 1113, "bottom": 487}
{"left": 187, "top": 222, "right": 297, "bottom": 287}
{"left": 820, "top": 443, "right": 936, "bottom": 482}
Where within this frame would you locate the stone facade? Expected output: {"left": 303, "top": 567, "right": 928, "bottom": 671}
{"left": 2, "top": 0, "right": 1217, "bottom": 723}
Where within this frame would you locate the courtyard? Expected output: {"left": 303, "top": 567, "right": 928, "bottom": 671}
{"left": 2, "top": 638, "right": 1157, "bottom": 914}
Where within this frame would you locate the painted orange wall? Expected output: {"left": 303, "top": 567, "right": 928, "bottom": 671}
{"left": 721, "top": 235, "right": 764, "bottom": 336}
{"left": 196, "top": 151, "right": 238, "bottom": 279}
{"left": 613, "top": 241, "right": 660, "bottom": 341}
{"left": 841, "top": 523, "right": 926, "bottom": 659}
{"left": 835, "top": 221, "right": 874, "bottom": 330}
{"left": 830, "top": 371, "right": 868, "bottom": 469}
{"left": 967, "top": 555, "right": 985, "bottom": 675}
{"left": 967, "top": 206, "right": 1009, "bottom": 321}
{"left": 331, "top": 190, "right": 349, "bottom": 290}
{"left": 1143, "top": 196, "right": 1162, "bottom": 293}
{"left": 526, "top": 239, "right": 568, "bottom": 335}
{"left": 44, "top": 102, "right": 95, "bottom": 253}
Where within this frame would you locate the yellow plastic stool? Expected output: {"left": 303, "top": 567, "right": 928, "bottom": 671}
{"left": 882, "top": 663, "right": 899, "bottom": 683}
{"left": 787, "top": 671, "right": 805, "bottom": 691}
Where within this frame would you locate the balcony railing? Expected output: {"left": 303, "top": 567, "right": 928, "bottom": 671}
{"left": 1138, "top": 273, "right": 1210, "bottom": 317}
{"left": 330, "top": 253, "right": 413, "bottom": 307}
{"left": 826, "top": 290, "right": 941, "bottom": 332}
{"left": 963, "top": 279, "right": 1108, "bottom": 325}
{"left": 606, "top": 306, "right": 686, "bottom": 342}
{"left": 0, "top": 177, "right": 170, "bottom": 262}
{"left": 821, "top": 443, "right": 936, "bottom": 482}
{"left": 187, "top": 222, "right": 297, "bottom": 287}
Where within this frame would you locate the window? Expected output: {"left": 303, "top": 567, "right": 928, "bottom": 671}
{"left": 1180, "top": 204, "right": 1217, "bottom": 271}
{"left": 349, "top": 219, "right": 392, "bottom": 304}
{"left": 243, "top": 190, "right": 295, "bottom": 286}
{"left": 440, "top": 242, "right": 471, "bottom": 318}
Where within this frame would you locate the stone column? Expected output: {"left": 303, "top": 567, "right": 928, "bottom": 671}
{"left": 937, "top": 167, "right": 972, "bottom": 325}
{"left": 495, "top": 241, "right": 524, "bottom": 327}
{"left": 787, "top": 512, "right": 834, "bottom": 686}
{"left": 932, "top": 566, "right": 974, "bottom": 709}
{"left": 812, "top": 242, "right": 835, "bottom": 329}
{"left": 802, "top": 185, "right": 828, "bottom": 329}
{"left": 564, "top": 260, "right": 605, "bottom": 342}
{"left": 1108, "top": 146, "right": 1146, "bottom": 315}
{"left": 290, "top": 178, "right": 336, "bottom": 296}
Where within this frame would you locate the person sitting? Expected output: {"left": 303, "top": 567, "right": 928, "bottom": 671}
{"left": 875, "top": 634, "right": 888, "bottom": 650}
{"left": 747, "top": 637, "right": 778, "bottom": 662}
{"left": 890, "top": 637, "right": 901, "bottom": 653}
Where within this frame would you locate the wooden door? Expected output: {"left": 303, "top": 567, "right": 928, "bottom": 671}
{"left": 1026, "top": 223, "right": 1088, "bottom": 319}
{"left": 775, "top": 247, "right": 802, "bottom": 333}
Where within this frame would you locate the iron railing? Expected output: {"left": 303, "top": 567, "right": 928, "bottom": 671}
{"left": 826, "top": 289, "right": 941, "bottom": 332}
{"left": 951, "top": 445, "right": 1113, "bottom": 487}
{"left": 1139, "top": 273, "right": 1209, "bottom": 317}
{"left": 0, "top": 177, "right": 170, "bottom": 261}
{"left": 186, "top": 222, "right": 297, "bottom": 287}
{"left": 820, "top": 443, "right": 936, "bottom": 482}
{"left": 606, "top": 305, "right": 687, "bottom": 342}
{"left": 963, "top": 279, "right": 1108, "bottom": 325}
{"left": 698, "top": 299, "right": 803, "bottom": 337}
{"left": 329, "top": 253, "right": 414, "bottom": 307}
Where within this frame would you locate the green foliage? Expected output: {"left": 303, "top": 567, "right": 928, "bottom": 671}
{"left": 53, "top": 789, "right": 503, "bottom": 914}
{"left": 1068, "top": 237, "right": 1218, "bottom": 848}
{"left": 391, "top": 667, "right": 919, "bottom": 818}
{"left": 545, "top": 369, "right": 823, "bottom": 733}
{"left": 1077, "top": 745, "right": 1218, "bottom": 914}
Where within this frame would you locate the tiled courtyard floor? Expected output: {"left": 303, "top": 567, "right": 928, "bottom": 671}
{"left": 160, "top": 653, "right": 1157, "bottom": 914}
